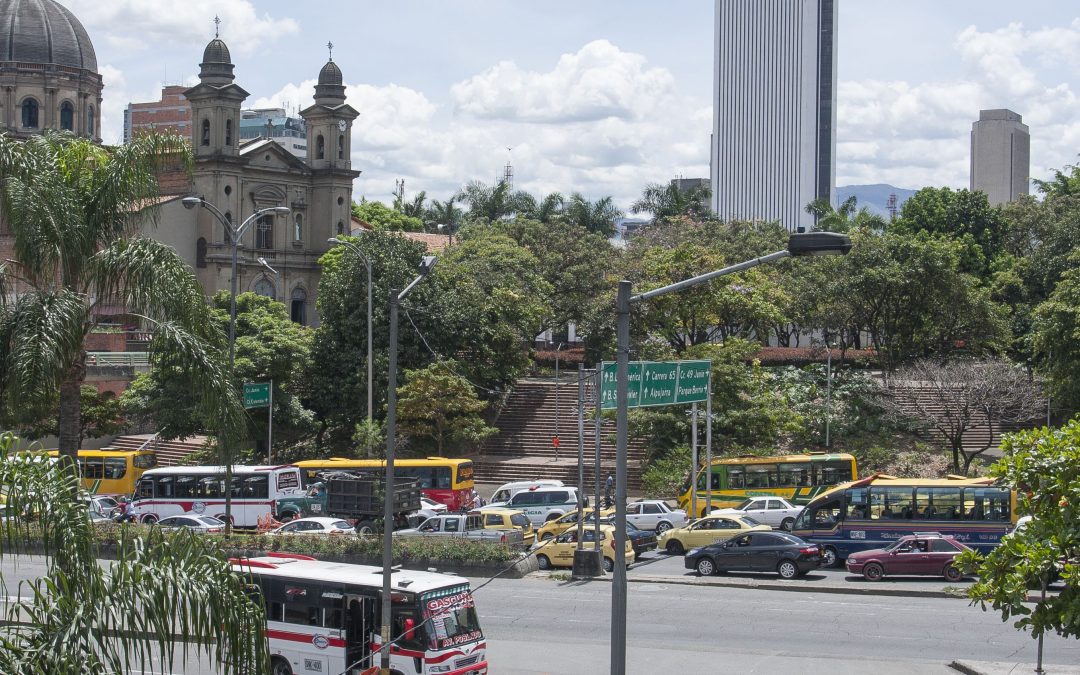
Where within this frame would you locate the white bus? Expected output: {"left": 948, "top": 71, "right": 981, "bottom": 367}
{"left": 130, "top": 465, "right": 304, "bottom": 527}
{"left": 234, "top": 553, "right": 488, "bottom": 675}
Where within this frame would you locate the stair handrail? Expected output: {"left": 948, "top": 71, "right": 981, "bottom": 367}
{"left": 135, "top": 432, "right": 160, "bottom": 453}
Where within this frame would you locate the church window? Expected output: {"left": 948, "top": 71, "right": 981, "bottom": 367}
{"left": 59, "top": 102, "right": 74, "bottom": 131}
{"left": 21, "top": 99, "right": 39, "bottom": 129}
{"left": 294, "top": 213, "right": 303, "bottom": 241}
{"left": 201, "top": 119, "right": 211, "bottom": 146}
{"left": 338, "top": 134, "right": 344, "bottom": 159}
{"left": 196, "top": 237, "right": 207, "bottom": 268}
{"left": 336, "top": 221, "right": 345, "bottom": 236}
{"left": 253, "top": 278, "right": 275, "bottom": 299}
{"left": 256, "top": 214, "right": 274, "bottom": 249}
{"left": 291, "top": 288, "right": 307, "bottom": 325}
{"left": 316, "top": 135, "right": 325, "bottom": 159}
{"left": 224, "top": 211, "right": 233, "bottom": 244}
{"left": 225, "top": 119, "right": 233, "bottom": 146}
{"left": 87, "top": 106, "right": 94, "bottom": 135}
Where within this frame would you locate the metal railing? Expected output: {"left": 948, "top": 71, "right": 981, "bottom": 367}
{"left": 86, "top": 352, "right": 149, "bottom": 367}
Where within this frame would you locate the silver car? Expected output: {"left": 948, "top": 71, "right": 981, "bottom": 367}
{"left": 156, "top": 513, "right": 227, "bottom": 533}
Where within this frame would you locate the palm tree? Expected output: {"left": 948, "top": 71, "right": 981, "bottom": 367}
{"left": 0, "top": 131, "right": 241, "bottom": 467}
{"left": 531, "top": 192, "right": 566, "bottom": 223}
{"left": 805, "top": 196, "right": 886, "bottom": 232}
{"left": 455, "top": 180, "right": 533, "bottom": 223}
{"left": 425, "top": 197, "right": 463, "bottom": 234}
{"left": 631, "top": 181, "right": 712, "bottom": 223}
{"left": 0, "top": 432, "right": 268, "bottom": 673}
{"left": 564, "top": 193, "right": 621, "bottom": 237}
{"left": 396, "top": 190, "right": 427, "bottom": 219}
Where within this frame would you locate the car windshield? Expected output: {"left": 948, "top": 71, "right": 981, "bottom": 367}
{"left": 421, "top": 587, "right": 483, "bottom": 650}
{"left": 733, "top": 499, "right": 755, "bottom": 510}
{"left": 510, "top": 514, "right": 530, "bottom": 528}
{"left": 332, "top": 520, "right": 351, "bottom": 529}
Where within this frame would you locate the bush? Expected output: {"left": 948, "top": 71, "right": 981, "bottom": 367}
{"left": 641, "top": 446, "right": 692, "bottom": 500}
{"left": 854, "top": 444, "right": 952, "bottom": 478}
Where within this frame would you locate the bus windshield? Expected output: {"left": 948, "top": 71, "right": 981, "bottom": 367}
{"left": 421, "top": 586, "right": 483, "bottom": 650}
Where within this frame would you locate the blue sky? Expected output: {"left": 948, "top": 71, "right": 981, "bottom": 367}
{"left": 65, "top": 0, "right": 1080, "bottom": 209}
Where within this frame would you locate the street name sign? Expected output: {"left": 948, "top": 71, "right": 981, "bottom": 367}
{"left": 243, "top": 382, "right": 271, "bottom": 409}
{"left": 599, "top": 360, "right": 711, "bottom": 410}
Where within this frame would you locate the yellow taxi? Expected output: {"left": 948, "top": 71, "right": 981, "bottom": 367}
{"left": 658, "top": 514, "right": 770, "bottom": 555}
{"left": 478, "top": 507, "right": 536, "bottom": 546}
{"left": 535, "top": 507, "right": 616, "bottom": 542}
{"left": 533, "top": 524, "right": 635, "bottom": 573}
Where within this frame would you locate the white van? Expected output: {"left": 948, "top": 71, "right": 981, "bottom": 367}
{"left": 501, "top": 486, "right": 582, "bottom": 526}
{"left": 488, "top": 480, "right": 564, "bottom": 505}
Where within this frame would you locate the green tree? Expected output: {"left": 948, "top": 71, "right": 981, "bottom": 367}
{"left": 1032, "top": 160, "right": 1080, "bottom": 198}
{"left": 890, "top": 187, "right": 1009, "bottom": 277}
{"left": 394, "top": 190, "right": 427, "bottom": 220}
{"left": 455, "top": 180, "right": 534, "bottom": 223}
{"left": 563, "top": 193, "right": 621, "bottom": 237}
{"left": 0, "top": 131, "right": 239, "bottom": 466}
{"left": 395, "top": 361, "right": 496, "bottom": 455}
{"left": 0, "top": 432, "right": 267, "bottom": 673}
{"left": 630, "top": 181, "right": 711, "bottom": 223}
{"left": 805, "top": 196, "right": 886, "bottom": 233}
{"left": 1031, "top": 250, "right": 1080, "bottom": 414}
{"left": 425, "top": 197, "right": 463, "bottom": 234}
{"left": 961, "top": 420, "right": 1080, "bottom": 641}
{"left": 9, "top": 385, "right": 125, "bottom": 445}
{"left": 351, "top": 198, "right": 423, "bottom": 232}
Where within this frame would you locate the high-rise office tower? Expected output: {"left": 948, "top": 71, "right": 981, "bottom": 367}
{"left": 970, "top": 109, "right": 1029, "bottom": 206}
{"left": 710, "top": 0, "right": 837, "bottom": 231}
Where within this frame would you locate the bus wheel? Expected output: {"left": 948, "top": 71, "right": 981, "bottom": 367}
{"left": 862, "top": 563, "right": 884, "bottom": 582}
{"left": 354, "top": 520, "right": 377, "bottom": 535}
{"left": 780, "top": 517, "right": 794, "bottom": 531}
{"left": 943, "top": 564, "right": 963, "bottom": 582}
{"left": 821, "top": 547, "right": 839, "bottom": 568}
{"left": 270, "top": 656, "right": 292, "bottom": 675}
{"left": 141, "top": 515, "right": 158, "bottom": 525}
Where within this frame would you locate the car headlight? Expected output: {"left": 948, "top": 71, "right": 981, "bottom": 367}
{"left": 430, "top": 666, "right": 452, "bottom": 673}
{"left": 687, "top": 548, "right": 700, "bottom": 557}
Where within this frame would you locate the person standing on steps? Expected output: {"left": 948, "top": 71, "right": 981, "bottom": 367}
{"left": 605, "top": 474, "right": 614, "bottom": 508}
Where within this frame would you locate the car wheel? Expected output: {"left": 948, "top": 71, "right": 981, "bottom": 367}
{"left": 277, "top": 512, "right": 296, "bottom": 523}
{"left": 141, "top": 515, "right": 158, "bottom": 525}
{"left": 943, "top": 564, "right": 963, "bottom": 582}
{"left": 665, "top": 540, "right": 685, "bottom": 555}
{"left": 354, "top": 520, "right": 377, "bottom": 535}
{"left": 777, "top": 560, "right": 799, "bottom": 579}
{"left": 270, "top": 656, "right": 293, "bottom": 675}
{"left": 780, "top": 517, "right": 794, "bottom": 531}
{"left": 536, "top": 554, "right": 551, "bottom": 570}
{"left": 602, "top": 557, "right": 615, "bottom": 573}
{"left": 862, "top": 562, "right": 884, "bottom": 582}
{"left": 696, "top": 557, "right": 716, "bottom": 576}
{"left": 656, "top": 521, "right": 673, "bottom": 535}
{"left": 821, "top": 547, "right": 839, "bottom": 568}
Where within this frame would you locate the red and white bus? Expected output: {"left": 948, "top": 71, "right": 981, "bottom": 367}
{"left": 130, "top": 465, "right": 305, "bottom": 527}
{"left": 234, "top": 553, "right": 488, "bottom": 675}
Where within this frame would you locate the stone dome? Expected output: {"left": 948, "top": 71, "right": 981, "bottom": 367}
{"left": 202, "top": 37, "right": 231, "bottom": 65}
{"left": 0, "top": 0, "right": 97, "bottom": 71}
{"left": 318, "top": 60, "right": 342, "bottom": 86}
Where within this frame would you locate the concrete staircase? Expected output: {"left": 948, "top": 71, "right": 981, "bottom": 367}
{"left": 108, "top": 433, "right": 210, "bottom": 466}
{"left": 471, "top": 379, "right": 648, "bottom": 490}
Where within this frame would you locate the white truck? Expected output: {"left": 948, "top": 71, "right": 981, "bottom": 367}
{"left": 709, "top": 496, "right": 803, "bottom": 530}
{"left": 394, "top": 513, "right": 526, "bottom": 548}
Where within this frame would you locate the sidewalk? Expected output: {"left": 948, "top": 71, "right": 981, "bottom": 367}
{"left": 952, "top": 661, "right": 1080, "bottom": 675}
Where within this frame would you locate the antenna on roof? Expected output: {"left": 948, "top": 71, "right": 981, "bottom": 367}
{"left": 213, "top": 15, "right": 221, "bottom": 38}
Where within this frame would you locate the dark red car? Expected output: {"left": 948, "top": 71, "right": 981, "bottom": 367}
{"left": 845, "top": 534, "right": 972, "bottom": 582}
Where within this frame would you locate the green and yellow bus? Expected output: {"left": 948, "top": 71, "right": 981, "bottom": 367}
{"left": 678, "top": 452, "right": 857, "bottom": 518}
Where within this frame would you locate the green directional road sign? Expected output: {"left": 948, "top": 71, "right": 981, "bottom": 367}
{"left": 243, "top": 382, "right": 271, "bottom": 409}
{"left": 599, "top": 360, "right": 711, "bottom": 410}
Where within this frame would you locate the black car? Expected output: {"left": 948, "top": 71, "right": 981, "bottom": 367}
{"left": 684, "top": 531, "right": 823, "bottom": 579}
{"left": 593, "top": 516, "right": 658, "bottom": 556}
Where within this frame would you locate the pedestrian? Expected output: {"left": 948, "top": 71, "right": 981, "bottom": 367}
{"left": 604, "top": 474, "right": 614, "bottom": 507}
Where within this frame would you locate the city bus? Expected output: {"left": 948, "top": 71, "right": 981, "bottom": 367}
{"left": 234, "top": 552, "right": 487, "bottom": 675}
{"left": 791, "top": 474, "right": 1018, "bottom": 567}
{"left": 46, "top": 448, "right": 158, "bottom": 496}
{"left": 130, "top": 465, "right": 304, "bottom": 527}
{"left": 295, "top": 458, "right": 477, "bottom": 511}
{"left": 677, "top": 452, "right": 857, "bottom": 518}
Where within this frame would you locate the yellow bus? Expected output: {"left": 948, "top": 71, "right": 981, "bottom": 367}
{"left": 46, "top": 448, "right": 158, "bottom": 496}
{"left": 293, "top": 457, "right": 477, "bottom": 511}
{"left": 678, "top": 452, "right": 858, "bottom": 517}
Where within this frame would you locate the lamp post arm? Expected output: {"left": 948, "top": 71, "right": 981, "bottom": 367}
{"left": 631, "top": 249, "right": 791, "bottom": 304}
{"left": 397, "top": 271, "right": 428, "bottom": 301}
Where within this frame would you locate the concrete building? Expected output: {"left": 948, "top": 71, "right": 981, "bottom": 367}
{"left": 970, "top": 109, "right": 1030, "bottom": 206}
{"left": 710, "top": 0, "right": 837, "bottom": 231}
{"left": 123, "top": 85, "right": 191, "bottom": 142}
{"left": 239, "top": 108, "right": 307, "bottom": 160}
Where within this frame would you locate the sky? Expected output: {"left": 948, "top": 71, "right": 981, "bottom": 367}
{"left": 65, "top": 0, "right": 1080, "bottom": 210}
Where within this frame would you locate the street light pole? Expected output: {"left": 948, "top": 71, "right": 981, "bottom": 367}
{"left": 182, "top": 196, "right": 289, "bottom": 533}
{"left": 328, "top": 237, "right": 374, "bottom": 456}
{"left": 379, "top": 254, "right": 438, "bottom": 675}
{"left": 608, "top": 232, "right": 852, "bottom": 675}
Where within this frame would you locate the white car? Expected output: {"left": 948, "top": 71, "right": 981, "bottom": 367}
{"left": 409, "top": 496, "right": 450, "bottom": 527}
{"left": 269, "top": 516, "right": 353, "bottom": 535}
{"left": 625, "top": 500, "right": 689, "bottom": 534}
{"left": 156, "top": 513, "right": 227, "bottom": 534}
{"left": 710, "top": 496, "right": 803, "bottom": 530}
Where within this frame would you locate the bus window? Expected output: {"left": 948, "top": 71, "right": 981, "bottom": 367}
{"left": 726, "top": 466, "right": 745, "bottom": 489}
{"left": 175, "top": 475, "right": 197, "bottom": 498}
{"left": 845, "top": 487, "right": 868, "bottom": 519}
{"left": 778, "top": 463, "right": 810, "bottom": 487}
{"left": 963, "top": 488, "right": 1011, "bottom": 522}
{"left": 199, "top": 477, "right": 224, "bottom": 498}
{"left": 81, "top": 458, "right": 105, "bottom": 480}
{"left": 816, "top": 461, "right": 853, "bottom": 486}
{"left": 156, "top": 476, "right": 174, "bottom": 497}
{"left": 914, "top": 487, "right": 962, "bottom": 520}
{"left": 136, "top": 478, "right": 154, "bottom": 499}
{"left": 132, "top": 453, "right": 158, "bottom": 470}
{"left": 709, "top": 470, "right": 720, "bottom": 490}
{"left": 870, "top": 487, "right": 914, "bottom": 519}
{"left": 809, "top": 496, "right": 842, "bottom": 529}
{"left": 240, "top": 476, "right": 269, "bottom": 499}
{"left": 104, "top": 458, "right": 127, "bottom": 480}
{"left": 745, "top": 465, "right": 775, "bottom": 489}
{"left": 432, "top": 467, "right": 452, "bottom": 490}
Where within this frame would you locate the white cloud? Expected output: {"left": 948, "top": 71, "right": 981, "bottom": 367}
{"left": 65, "top": 0, "right": 298, "bottom": 56}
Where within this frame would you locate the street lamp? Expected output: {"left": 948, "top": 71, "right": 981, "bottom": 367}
{"left": 607, "top": 231, "right": 851, "bottom": 674}
{"left": 380, "top": 253, "right": 438, "bottom": 675}
{"left": 257, "top": 256, "right": 279, "bottom": 464}
{"left": 328, "top": 236, "right": 375, "bottom": 457}
{"left": 436, "top": 223, "right": 453, "bottom": 247}
{"left": 182, "top": 196, "right": 290, "bottom": 532}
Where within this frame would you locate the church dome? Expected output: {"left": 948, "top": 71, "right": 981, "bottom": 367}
{"left": 0, "top": 0, "right": 97, "bottom": 71}
{"left": 202, "top": 37, "right": 231, "bottom": 65}
{"left": 318, "top": 60, "right": 342, "bottom": 86}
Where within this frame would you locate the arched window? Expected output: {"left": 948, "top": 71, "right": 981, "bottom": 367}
{"left": 59, "top": 102, "right": 74, "bottom": 131}
{"left": 290, "top": 287, "right": 307, "bottom": 325}
{"left": 294, "top": 213, "right": 303, "bottom": 241}
{"left": 87, "top": 106, "right": 94, "bottom": 135}
{"left": 316, "top": 135, "right": 325, "bottom": 159}
{"left": 225, "top": 119, "right": 233, "bottom": 147}
{"left": 256, "top": 214, "right": 274, "bottom": 249}
{"left": 201, "top": 119, "right": 210, "bottom": 146}
{"left": 196, "top": 237, "right": 207, "bottom": 268}
{"left": 253, "top": 278, "right": 275, "bottom": 299}
{"left": 223, "top": 211, "right": 233, "bottom": 244}
{"left": 338, "top": 134, "right": 344, "bottom": 160}
{"left": 336, "top": 221, "right": 344, "bottom": 236}
{"left": 21, "top": 99, "right": 38, "bottom": 128}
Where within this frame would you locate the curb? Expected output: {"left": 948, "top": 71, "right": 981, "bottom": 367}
{"left": 948, "top": 661, "right": 981, "bottom": 675}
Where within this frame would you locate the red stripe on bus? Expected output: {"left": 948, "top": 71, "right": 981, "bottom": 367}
{"left": 266, "top": 628, "right": 346, "bottom": 648}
